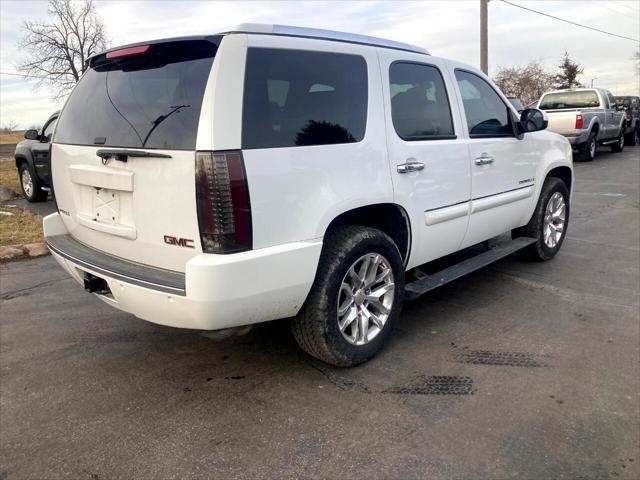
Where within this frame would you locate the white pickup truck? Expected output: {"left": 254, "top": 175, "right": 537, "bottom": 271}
{"left": 537, "top": 88, "right": 626, "bottom": 161}
{"left": 44, "top": 24, "right": 573, "bottom": 366}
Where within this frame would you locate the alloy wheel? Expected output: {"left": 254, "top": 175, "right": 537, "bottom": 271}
{"left": 543, "top": 192, "right": 566, "bottom": 248}
{"left": 337, "top": 253, "right": 395, "bottom": 346}
{"left": 21, "top": 168, "right": 33, "bottom": 198}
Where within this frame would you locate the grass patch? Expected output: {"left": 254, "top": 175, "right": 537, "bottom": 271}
{"left": 0, "top": 206, "right": 43, "bottom": 246}
{"left": 0, "top": 159, "right": 21, "bottom": 195}
{"left": 0, "top": 131, "right": 25, "bottom": 145}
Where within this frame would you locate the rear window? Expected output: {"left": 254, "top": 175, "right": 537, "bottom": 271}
{"left": 55, "top": 40, "right": 218, "bottom": 150}
{"left": 539, "top": 91, "right": 600, "bottom": 110}
{"left": 242, "top": 48, "right": 368, "bottom": 149}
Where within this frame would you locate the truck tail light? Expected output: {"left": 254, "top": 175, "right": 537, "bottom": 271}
{"left": 626, "top": 114, "right": 632, "bottom": 122}
{"left": 195, "top": 151, "right": 252, "bottom": 254}
{"left": 575, "top": 115, "right": 583, "bottom": 129}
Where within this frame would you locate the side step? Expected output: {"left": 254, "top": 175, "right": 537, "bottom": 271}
{"left": 404, "top": 236, "right": 536, "bottom": 301}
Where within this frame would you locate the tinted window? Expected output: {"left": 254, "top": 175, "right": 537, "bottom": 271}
{"left": 539, "top": 91, "right": 600, "bottom": 110}
{"left": 242, "top": 48, "right": 368, "bottom": 149}
{"left": 455, "top": 70, "right": 512, "bottom": 137}
{"left": 42, "top": 117, "right": 58, "bottom": 141}
{"left": 389, "top": 63, "right": 454, "bottom": 140}
{"left": 55, "top": 40, "right": 217, "bottom": 150}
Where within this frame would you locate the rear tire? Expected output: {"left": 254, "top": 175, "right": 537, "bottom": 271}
{"left": 291, "top": 225, "right": 405, "bottom": 367}
{"left": 18, "top": 163, "right": 47, "bottom": 203}
{"left": 578, "top": 132, "right": 596, "bottom": 161}
{"left": 517, "top": 177, "right": 570, "bottom": 261}
{"left": 611, "top": 130, "right": 624, "bottom": 153}
{"left": 623, "top": 128, "right": 636, "bottom": 146}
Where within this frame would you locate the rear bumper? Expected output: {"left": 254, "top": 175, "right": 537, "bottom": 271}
{"left": 43, "top": 213, "right": 322, "bottom": 330}
{"left": 553, "top": 130, "right": 589, "bottom": 146}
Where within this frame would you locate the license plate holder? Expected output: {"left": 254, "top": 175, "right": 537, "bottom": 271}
{"left": 93, "top": 188, "right": 120, "bottom": 224}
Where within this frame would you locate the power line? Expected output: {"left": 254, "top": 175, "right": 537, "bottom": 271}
{"left": 498, "top": 0, "right": 640, "bottom": 43}
{"left": 0, "top": 71, "right": 50, "bottom": 80}
{"left": 610, "top": 1, "right": 640, "bottom": 13}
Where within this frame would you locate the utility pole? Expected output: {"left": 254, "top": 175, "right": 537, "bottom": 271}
{"left": 590, "top": 78, "right": 597, "bottom": 87}
{"left": 480, "top": 0, "right": 489, "bottom": 74}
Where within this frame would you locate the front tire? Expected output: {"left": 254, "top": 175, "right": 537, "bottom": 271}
{"left": 291, "top": 225, "right": 405, "bottom": 367}
{"left": 518, "top": 177, "right": 570, "bottom": 261}
{"left": 18, "top": 163, "right": 47, "bottom": 203}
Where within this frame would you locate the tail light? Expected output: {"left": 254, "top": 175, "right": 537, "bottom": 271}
{"left": 575, "top": 115, "right": 583, "bottom": 129}
{"left": 626, "top": 114, "right": 632, "bottom": 122}
{"left": 195, "top": 151, "right": 252, "bottom": 254}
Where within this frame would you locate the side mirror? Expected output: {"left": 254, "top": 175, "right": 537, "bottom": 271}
{"left": 519, "top": 108, "right": 548, "bottom": 133}
{"left": 24, "top": 129, "right": 39, "bottom": 140}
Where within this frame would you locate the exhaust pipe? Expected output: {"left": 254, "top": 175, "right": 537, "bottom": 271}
{"left": 200, "top": 325, "right": 253, "bottom": 340}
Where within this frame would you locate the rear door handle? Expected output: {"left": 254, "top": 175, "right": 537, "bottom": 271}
{"left": 397, "top": 161, "right": 425, "bottom": 173}
{"left": 474, "top": 153, "right": 494, "bottom": 166}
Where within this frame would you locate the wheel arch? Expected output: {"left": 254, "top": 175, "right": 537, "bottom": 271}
{"left": 546, "top": 165, "right": 572, "bottom": 193}
{"left": 14, "top": 152, "right": 30, "bottom": 169}
{"left": 324, "top": 203, "right": 411, "bottom": 264}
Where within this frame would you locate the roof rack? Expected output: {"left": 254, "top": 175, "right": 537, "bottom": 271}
{"left": 230, "top": 23, "right": 430, "bottom": 55}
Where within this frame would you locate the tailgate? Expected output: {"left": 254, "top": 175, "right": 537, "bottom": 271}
{"left": 50, "top": 38, "right": 220, "bottom": 272}
{"left": 545, "top": 111, "right": 580, "bottom": 135}
{"left": 52, "top": 143, "right": 201, "bottom": 272}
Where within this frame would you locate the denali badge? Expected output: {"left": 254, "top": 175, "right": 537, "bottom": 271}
{"left": 164, "top": 235, "right": 195, "bottom": 248}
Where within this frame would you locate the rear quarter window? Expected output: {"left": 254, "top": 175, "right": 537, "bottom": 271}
{"left": 242, "top": 48, "right": 368, "bottom": 149}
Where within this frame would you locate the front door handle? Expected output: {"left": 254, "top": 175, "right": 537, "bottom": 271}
{"left": 474, "top": 153, "right": 494, "bottom": 166}
{"left": 397, "top": 161, "right": 425, "bottom": 173}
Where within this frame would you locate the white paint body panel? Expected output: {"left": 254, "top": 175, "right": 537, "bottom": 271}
{"left": 46, "top": 31, "right": 573, "bottom": 331}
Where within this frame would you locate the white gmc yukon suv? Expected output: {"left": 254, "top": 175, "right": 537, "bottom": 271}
{"left": 45, "top": 24, "right": 573, "bottom": 366}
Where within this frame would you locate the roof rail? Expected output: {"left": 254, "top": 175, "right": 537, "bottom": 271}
{"left": 230, "top": 23, "right": 430, "bottom": 55}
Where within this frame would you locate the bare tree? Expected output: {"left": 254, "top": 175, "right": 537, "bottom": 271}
{"left": 1, "top": 121, "right": 20, "bottom": 134}
{"left": 554, "top": 50, "right": 583, "bottom": 90}
{"left": 17, "top": 0, "right": 108, "bottom": 99}
{"left": 493, "top": 60, "right": 554, "bottom": 106}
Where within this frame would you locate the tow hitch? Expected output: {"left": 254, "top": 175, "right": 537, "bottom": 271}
{"left": 83, "top": 272, "right": 111, "bottom": 295}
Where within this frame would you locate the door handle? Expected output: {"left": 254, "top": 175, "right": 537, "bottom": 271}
{"left": 474, "top": 153, "right": 494, "bottom": 166}
{"left": 397, "top": 161, "right": 425, "bottom": 173}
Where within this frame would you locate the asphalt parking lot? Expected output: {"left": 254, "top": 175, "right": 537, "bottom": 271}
{"left": 1, "top": 146, "right": 639, "bottom": 480}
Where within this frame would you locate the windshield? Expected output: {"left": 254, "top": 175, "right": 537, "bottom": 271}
{"left": 539, "top": 91, "right": 600, "bottom": 110}
{"left": 55, "top": 40, "right": 217, "bottom": 150}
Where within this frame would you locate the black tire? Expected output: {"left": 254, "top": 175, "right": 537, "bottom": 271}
{"left": 623, "top": 129, "right": 636, "bottom": 146}
{"left": 578, "top": 132, "right": 597, "bottom": 161}
{"left": 18, "top": 163, "right": 47, "bottom": 202}
{"left": 611, "top": 130, "right": 624, "bottom": 153}
{"left": 517, "top": 177, "right": 570, "bottom": 261}
{"left": 291, "top": 225, "right": 405, "bottom": 367}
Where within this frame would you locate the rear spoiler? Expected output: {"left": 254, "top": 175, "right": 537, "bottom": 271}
{"left": 88, "top": 35, "right": 223, "bottom": 69}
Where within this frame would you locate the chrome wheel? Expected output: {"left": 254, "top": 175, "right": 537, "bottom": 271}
{"left": 589, "top": 138, "right": 596, "bottom": 158}
{"left": 543, "top": 192, "right": 566, "bottom": 248}
{"left": 21, "top": 168, "right": 33, "bottom": 198}
{"left": 337, "top": 253, "right": 395, "bottom": 346}
{"left": 619, "top": 134, "right": 625, "bottom": 149}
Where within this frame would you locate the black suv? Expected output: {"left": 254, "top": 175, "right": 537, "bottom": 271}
{"left": 615, "top": 96, "right": 640, "bottom": 146}
{"left": 14, "top": 111, "right": 59, "bottom": 202}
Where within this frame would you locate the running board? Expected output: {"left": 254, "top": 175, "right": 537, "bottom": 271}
{"left": 404, "top": 236, "right": 536, "bottom": 301}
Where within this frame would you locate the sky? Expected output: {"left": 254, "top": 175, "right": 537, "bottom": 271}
{"left": 1, "top": 0, "right": 639, "bottom": 129}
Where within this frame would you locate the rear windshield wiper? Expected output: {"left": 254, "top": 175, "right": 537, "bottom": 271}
{"left": 96, "top": 149, "right": 172, "bottom": 163}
